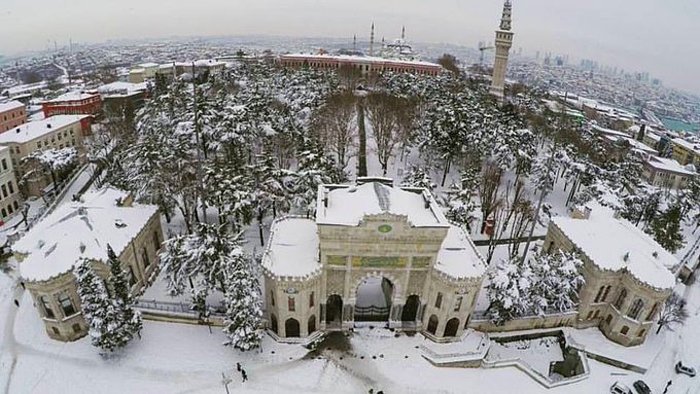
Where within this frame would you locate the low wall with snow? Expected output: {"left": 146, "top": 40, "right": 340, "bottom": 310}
{"left": 469, "top": 311, "right": 578, "bottom": 333}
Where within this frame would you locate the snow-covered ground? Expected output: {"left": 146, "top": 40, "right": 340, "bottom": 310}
{"left": 487, "top": 336, "right": 564, "bottom": 376}
{"left": 3, "top": 265, "right": 700, "bottom": 393}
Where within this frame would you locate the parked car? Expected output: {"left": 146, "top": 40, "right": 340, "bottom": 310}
{"left": 633, "top": 380, "right": 651, "bottom": 394}
{"left": 676, "top": 361, "right": 697, "bottom": 377}
{"left": 611, "top": 381, "right": 633, "bottom": 394}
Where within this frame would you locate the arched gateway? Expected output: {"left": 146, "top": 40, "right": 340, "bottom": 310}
{"left": 262, "top": 179, "right": 486, "bottom": 342}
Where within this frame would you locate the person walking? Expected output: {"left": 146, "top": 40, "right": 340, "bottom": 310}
{"left": 241, "top": 369, "right": 248, "bottom": 382}
{"left": 13, "top": 299, "right": 19, "bottom": 307}
{"left": 236, "top": 362, "right": 241, "bottom": 372}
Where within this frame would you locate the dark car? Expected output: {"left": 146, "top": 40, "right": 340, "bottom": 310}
{"left": 633, "top": 380, "right": 651, "bottom": 394}
{"left": 676, "top": 361, "right": 697, "bottom": 377}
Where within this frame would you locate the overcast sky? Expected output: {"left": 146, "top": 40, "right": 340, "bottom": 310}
{"left": 1, "top": 0, "right": 698, "bottom": 93}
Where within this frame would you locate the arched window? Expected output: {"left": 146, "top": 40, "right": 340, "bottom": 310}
{"left": 435, "top": 292, "right": 443, "bottom": 309}
{"left": 444, "top": 318, "right": 460, "bottom": 337}
{"left": 142, "top": 247, "right": 150, "bottom": 268}
{"left": 152, "top": 231, "right": 161, "bottom": 251}
{"left": 270, "top": 314, "right": 278, "bottom": 333}
{"left": 453, "top": 296, "right": 463, "bottom": 312}
{"left": 308, "top": 315, "right": 316, "bottom": 334}
{"left": 620, "top": 325, "right": 629, "bottom": 335}
{"left": 605, "top": 314, "right": 613, "bottom": 325}
{"left": 627, "top": 298, "right": 644, "bottom": 320}
{"left": 594, "top": 286, "right": 606, "bottom": 302}
{"left": 646, "top": 303, "right": 660, "bottom": 321}
{"left": 601, "top": 285, "right": 612, "bottom": 302}
{"left": 593, "top": 309, "right": 600, "bottom": 318}
{"left": 613, "top": 288, "right": 627, "bottom": 309}
{"left": 288, "top": 296, "right": 295, "bottom": 312}
{"left": 637, "top": 328, "right": 646, "bottom": 337}
{"left": 309, "top": 291, "right": 315, "bottom": 308}
{"left": 40, "top": 296, "right": 55, "bottom": 319}
{"left": 427, "top": 314, "right": 439, "bottom": 335}
{"left": 586, "top": 310, "right": 594, "bottom": 320}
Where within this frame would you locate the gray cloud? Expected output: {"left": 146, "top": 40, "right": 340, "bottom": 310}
{"left": 0, "top": 0, "right": 697, "bottom": 92}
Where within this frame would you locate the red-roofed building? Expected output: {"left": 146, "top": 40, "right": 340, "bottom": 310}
{"left": 41, "top": 92, "right": 102, "bottom": 119}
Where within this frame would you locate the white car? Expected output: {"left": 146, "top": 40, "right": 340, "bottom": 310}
{"left": 610, "top": 381, "right": 632, "bottom": 394}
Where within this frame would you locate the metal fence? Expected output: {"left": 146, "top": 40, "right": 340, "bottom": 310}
{"left": 354, "top": 305, "right": 391, "bottom": 322}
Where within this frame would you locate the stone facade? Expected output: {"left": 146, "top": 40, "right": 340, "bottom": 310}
{"left": 490, "top": 1, "right": 514, "bottom": 98}
{"left": 263, "top": 180, "right": 486, "bottom": 343}
{"left": 17, "top": 190, "right": 163, "bottom": 341}
{"left": 543, "top": 215, "right": 672, "bottom": 346}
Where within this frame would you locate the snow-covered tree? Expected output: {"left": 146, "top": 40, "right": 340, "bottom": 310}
{"left": 443, "top": 169, "right": 479, "bottom": 233}
{"left": 23, "top": 147, "right": 79, "bottom": 190}
{"left": 290, "top": 146, "right": 337, "bottom": 217}
{"left": 222, "top": 252, "right": 263, "bottom": 351}
{"left": 401, "top": 166, "right": 435, "bottom": 193}
{"left": 75, "top": 259, "right": 120, "bottom": 352}
{"left": 106, "top": 245, "right": 143, "bottom": 342}
{"left": 647, "top": 204, "right": 685, "bottom": 253}
{"left": 486, "top": 250, "right": 584, "bottom": 324}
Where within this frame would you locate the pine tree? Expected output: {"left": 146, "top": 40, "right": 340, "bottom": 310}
{"left": 648, "top": 204, "right": 685, "bottom": 253}
{"left": 106, "top": 245, "right": 143, "bottom": 342}
{"left": 222, "top": 251, "right": 263, "bottom": 351}
{"left": 401, "top": 166, "right": 435, "bottom": 193}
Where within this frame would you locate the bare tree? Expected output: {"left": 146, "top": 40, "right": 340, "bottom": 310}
{"left": 478, "top": 162, "right": 503, "bottom": 234}
{"left": 365, "top": 92, "right": 404, "bottom": 176}
{"left": 312, "top": 92, "right": 356, "bottom": 172}
{"left": 656, "top": 293, "right": 688, "bottom": 334}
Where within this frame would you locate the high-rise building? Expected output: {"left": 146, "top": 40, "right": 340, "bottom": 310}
{"left": 489, "top": 0, "right": 514, "bottom": 99}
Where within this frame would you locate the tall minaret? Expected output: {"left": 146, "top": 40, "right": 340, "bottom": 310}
{"left": 490, "top": 0, "right": 514, "bottom": 99}
{"left": 369, "top": 22, "right": 375, "bottom": 56}
{"left": 401, "top": 26, "right": 405, "bottom": 40}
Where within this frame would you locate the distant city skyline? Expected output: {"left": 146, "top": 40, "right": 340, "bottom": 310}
{"left": 1, "top": 0, "right": 698, "bottom": 94}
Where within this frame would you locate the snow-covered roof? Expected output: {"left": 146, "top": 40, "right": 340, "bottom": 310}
{"left": 646, "top": 156, "right": 696, "bottom": 176}
{"left": 0, "top": 115, "right": 89, "bottom": 144}
{"left": 551, "top": 204, "right": 677, "bottom": 290}
{"left": 262, "top": 217, "right": 320, "bottom": 279}
{"left": 315, "top": 182, "right": 449, "bottom": 227}
{"left": 671, "top": 138, "right": 700, "bottom": 155}
{"left": 15, "top": 187, "right": 158, "bottom": 282}
{"left": 97, "top": 81, "right": 148, "bottom": 95}
{"left": 0, "top": 100, "right": 24, "bottom": 113}
{"left": 138, "top": 62, "right": 160, "bottom": 68}
{"left": 280, "top": 53, "right": 442, "bottom": 68}
{"left": 44, "top": 91, "right": 98, "bottom": 103}
{"left": 592, "top": 125, "right": 631, "bottom": 139}
{"left": 434, "top": 226, "right": 487, "bottom": 280}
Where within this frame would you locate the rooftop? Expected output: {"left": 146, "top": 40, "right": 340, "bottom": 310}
{"left": 551, "top": 204, "right": 677, "bottom": 290}
{"left": 97, "top": 81, "right": 148, "bottom": 95}
{"left": 315, "top": 181, "right": 449, "bottom": 227}
{"left": 280, "top": 53, "right": 442, "bottom": 68}
{"left": 0, "top": 100, "right": 24, "bottom": 113}
{"left": 434, "top": 226, "right": 487, "bottom": 279}
{"left": 15, "top": 187, "right": 158, "bottom": 282}
{"left": 0, "top": 115, "right": 88, "bottom": 144}
{"left": 261, "top": 217, "right": 320, "bottom": 279}
{"left": 646, "top": 156, "right": 696, "bottom": 176}
{"left": 44, "top": 91, "right": 99, "bottom": 103}
{"left": 671, "top": 138, "right": 700, "bottom": 155}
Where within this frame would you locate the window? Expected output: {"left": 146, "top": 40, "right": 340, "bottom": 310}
{"left": 605, "top": 314, "right": 613, "bottom": 325}
{"left": 637, "top": 329, "right": 646, "bottom": 337}
{"left": 51, "top": 327, "right": 60, "bottom": 335}
{"left": 613, "top": 288, "right": 627, "bottom": 309}
{"left": 57, "top": 294, "right": 76, "bottom": 317}
{"left": 594, "top": 286, "right": 606, "bottom": 303}
{"left": 435, "top": 292, "right": 443, "bottom": 309}
{"left": 7, "top": 181, "right": 13, "bottom": 194}
{"left": 627, "top": 298, "right": 644, "bottom": 320}
{"left": 40, "top": 296, "right": 55, "bottom": 319}
{"left": 288, "top": 296, "right": 295, "bottom": 312}
{"left": 8, "top": 204, "right": 13, "bottom": 214}
{"left": 142, "top": 248, "right": 150, "bottom": 268}
{"left": 646, "top": 303, "right": 660, "bottom": 321}
{"left": 153, "top": 232, "right": 161, "bottom": 251}
{"left": 127, "top": 265, "right": 137, "bottom": 286}
{"left": 72, "top": 323, "right": 81, "bottom": 333}
{"left": 270, "top": 290, "right": 275, "bottom": 306}
{"left": 1, "top": 184, "right": 7, "bottom": 198}
{"left": 586, "top": 310, "right": 594, "bottom": 319}
{"left": 309, "top": 291, "right": 315, "bottom": 308}
{"left": 1, "top": 208, "right": 6, "bottom": 218}
{"left": 593, "top": 310, "right": 600, "bottom": 318}
{"left": 620, "top": 326, "right": 629, "bottom": 335}
{"left": 601, "top": 285, "right": 611, "bottom": 302}
{"left": 1, "top": 159, "right": 6, "bottom": 171}
{"left": 454, "top": 296, "right": 463, "bottom": 312}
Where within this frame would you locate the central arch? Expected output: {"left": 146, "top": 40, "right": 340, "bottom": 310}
{"left": 401, "top": 295, "right": 420, "bottom": 322}
{"left": 326, "top": 294, "right": 343, "bottom": 328}
{"left": 354, "top": 277, "right": 393, "bottom": 322}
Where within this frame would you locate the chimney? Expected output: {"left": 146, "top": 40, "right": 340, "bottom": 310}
{"left": 46, "top": 123, "right": 52, "bottom": 129}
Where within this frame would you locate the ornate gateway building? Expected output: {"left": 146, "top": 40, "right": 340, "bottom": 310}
{"left": 262, "top": 178, "right": 487, "bottom": 342}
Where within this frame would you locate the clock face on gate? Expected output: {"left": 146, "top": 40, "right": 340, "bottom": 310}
{"left": 378, "top": 224, "right": 393, "bottom": 234}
